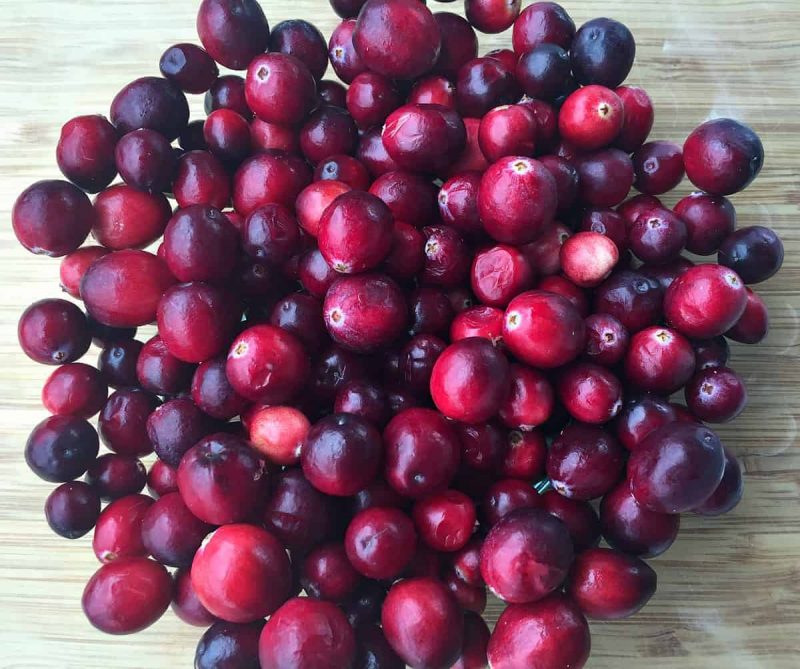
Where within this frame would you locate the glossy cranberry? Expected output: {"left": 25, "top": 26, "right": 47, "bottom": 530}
{"left": 369, "top": 171, "right": 438, "bottom": 228}
{"left": 617, "top": 192, "right": 661, "bottom": 228}
{"left": 192, "top": 524, "right": 291, "bottom": 623}
{"left": 536, "top": 157, "right": 577, "bottom": 214}
{"left": 260, "top": 597, "right": 356, "bottom": 669}
{"left": 571, "top": 17, "right": 635, "bottom": 87}
{"left": 172, "top": 568, "right": 217, "bottom": 627}
{"left": 110, "top": 75, "right": 189, "bottom": 141}
{"left": 443, "top": 569, "right": 487, "bottom": 614}
{"left": 92, "top": 184, "right": 172, "bottom": 250}
{"left": 481, "top": 477, "right": 539, "bottom": 527}
{"left": 418, "top": 225, "right": 469, "bottom": 288}
{"left": 300, "top": 105, "right": 358, "bottom": 165}
{"left": 727, "top": 287, "right": 769, "bottom": 344}
{"left": 624, "top": 326, "right": 696, "bottom": 394}
{"left": 670, "top": 194, "right": 733, "bottom": 257}
{"left": 268, "top": 19, "right": 328, "bottom": 81}
{"left": 205, "top": 75, "right": 253, "bottom": 120}
{"left": 683, "top": 118, "right": 764, "bottom": 195}
{"left": 537, "top": 274, "right": 589, "bottom": 317}
{"left": 496, "top": 365, "right": 552, "bottom": 430}
{"left": 202, "top": 109, "right": 251, "bottom": 165}
{"left": 343, "top": 580, "right": 387, "bottom": 628}
{"left": 400, "top": 334, "right": 446, "bottom": 393}
{"left": 356, "top": 126, "right": 401, "bottom": 177}
{"left": 196, "top": 0, "right": 270, "bottom": 70}
{"left": 147, "top": 460, "right": 179, "bottom": 498}
{"left": 135, "top": 336, "right": 194, "bottom": 395}
{"left": 82, "top": 558, "right": 172, "bottom": 634}
{"left": 464, "top": 0, "right": 519, "bottom": 32}
{"left": 693, "top": 445, "right": 743, "bottom": 516}
{"left": 632, "top": 140, "right": 684, "bottom": 194}
{"left": 575, "top": 148, "right": 634, "bottom": 208}
{"left": 309, "top": 344, "right": 367, "bottom": 404}
{"left": 353, "top": 625, "right": 404, "bottom": 669}
{"left": 162, "top": 206, "right": 237, "bottom": 283}
{"left": 447, "top": 537, "right": 483, "bottom": 587}
{"left": 469, "top": 244, "right": 533, "bottom": 308}
{"left": 40, "top": 363, "right": 105, "bottom": 419}
{"left": 299, "top": 543, "right": 361, "bottom": 603}
{"left": 614, "top": 394, "right": 676, "bottom": 452}
{"left": 98, "top": 389, "right": 160, "bottom": 458}
{"left": 406, "top": 74, "right": 455, "bottom": 109}
{"left": 495, "top": 430, "right": 545, "bottom": 481}
{"left": 172, "top": 151, "right": 230, "bottom": 209}
{"left": 345, "top": 506, "right": 417, "bottom": 579}
{"left": 718, "top": 225, "right": 784, "bottom": 285}
{"left": 438, "top": 171, "right": 482, "bottom": 239}
{"left": 178, "top": 433, "right": 268, "bottom": 524}
{"left": 685, "top": 366, "right": 747, "bottom": 423}
{"left": 295, "top": 185, "right": 349, "bottom": 240}
{"left": 234, "top": 151, "right": 312, "bottom": 215}
{"left": 145, "top": 399, "right": 213, "bottom": 467}
{"left": 241, "top": 406, "right": 305, "bottom": 466}
{"left": 629, "top": 208, "right": 687, "bottom": 265}
{"left": 540, "top": 490, "right": 601, "bottom": 552}
{"left": 85, "top": 453, "right": 146, "bottom": 501}
{"left": 196, "top": 620, "right": 264, "bottom": 669}
{"left": 455, "top": 422, "right": 507, "bottom": 472}
{"left": 141, "top": 492, "right": 212, "bottom": 568}
{"left": 665, "top": 264, "right": 747, "bottom": 338}
{"left": 382, "top": 578, "right": 463, "bottom": 669}
{"left": 451, "top": 305, "right": 504, "bottom": 345}
{"left": 384, "top": 221, "right": 425, "bottom": 280}
{"left": 560, "top": 231, "right": 619, "bottom": 289}
{"left": 412, "top": 489, "right": 476, "bottom": 553}
{"left": 56, "top": 115, "right": 118, "bottom": 192}
{"left": 384, "top": 408, "right": 460, "bottom": 499}
{"left": 114, "top": 128, "right": 175, "bottom": 193}
{"left": 450, "top": 612, "right": 490, "bottom": 669}
{"left": 45, "top": 481, "right": 101, "bottom": 539}
{"left": 59, "top": 246, "right": 109, "bottom": 298}
{"left": 593, "top": 270, "right": 664, "bottom": 333}
{"left": 445, "top": 118, "right": 490, "bottom": 177}
{"left": 503, "top": 290, "right": 584, "bottom": 369}
{"left": 456, "top": 57, "right": 517, "bottom": 118}
{"left": 513, "top": 2, "right": 575, "bottom": 53}
{"left": 346, "top": 72, "right": 400, "bottom": 128}
{"left": 92, "top": 493, "right": 153, "bottom": 563}
{"left": 613, "top": 85, "right": 654, "bottom": 151}
{"left": 559, "top": 85, "right": 623, "bottom": 151}
{"left": 188, "top": 357, "right": 246, "bottom": 420}
{"left": 240, "top": 205, "right": 300, "bottom": 266}
{"left": 97, "top": 339, "right": 143, "bottom": 389}
{"left": 583, "top": 314, "right": 629, "bottom": 367}
{"left": 382, "top": 104, "right": 466, "bottom": 174}
{"left": 431, "top": 12, "right": 478, "bottom": 79}
{"left": 158, "top": 43, "right": 218, "bottom": 94}
{"left": 315, "top": 154, "right": 371, "bottom": 190}
{"left": 515, "top": 45, "right": 571, "bottom": 103}
{"left": 520, "top": 221, "right": 570, "bottom": 276}
{"left": 328, "top": 18, "right": 367, "bottom": 84}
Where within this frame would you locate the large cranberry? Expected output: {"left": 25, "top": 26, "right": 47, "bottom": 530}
{"left": 570, "top": 17, "right": 635, "bottom": 87}
{"left": 98, "top": 389, "right": 160, "bottom": 458}
{"left": 57, "top": 115, "right": 118, "bottom": 192}
{"left": 674, "top": 192, "right": 736, "bottom": 255}
{"left": 456, "top": 58, "right": 517, "bottom": 118}
{"left": 345, "top": 506, "right": 417, "bottom": 579}
{"left": 233, "top": 152, "right": 312, "bottom": 215}
{"left": 263, "top": 469, "right": 334, "bottom": 551}
{"left": 141, "top": 492, "right": 212, "bottom": 568}
{"left": 382, "top": 104, "right": 466, "bottom": 174}
{"left": 110, "top": 76, "right": 189, "bottom": 140}
{"left": 195, "top": 620, "right": 264, "bottom": 669}
{"left": 718, "top": 225, "right": 784, "bottom": 284}
{"left": 197, "top": 0, "right": 270, "bottom": 70}
{"left": 615, "top": 394, "right": 677, "bottom": 451}
{"left": 18, "top": 299, "right": 90, "bottom": 366}
{"left": 512, "top": 2, "right": 576, "bottom": 53}
{"left": 624, "top": 326, "right": 696, "bottom": 394}
{"left": 92, "top": 493, "right": 153, "bottom": 563}
{"left": 540, "top": 490, "right": 601, "bottom": 552}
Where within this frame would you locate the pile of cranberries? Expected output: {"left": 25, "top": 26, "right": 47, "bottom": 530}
{"left": 13, "top": 0, "right": 781, "bottom": 667}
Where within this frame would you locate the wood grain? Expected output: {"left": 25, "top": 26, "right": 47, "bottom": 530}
{"left": 1, "top": 1, "right": 799, "bottom": 667}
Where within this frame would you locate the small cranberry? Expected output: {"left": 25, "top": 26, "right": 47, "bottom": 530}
{"left": 583, "top": 313, "right": 629, "bottom": 367}
{"left": 346, "top": 72, "right": 401, "bottom": 128}
{"left": 727, "top": 287, "right": 769, "bottom": 344}
{"left": 195, "top": 621, "right": 264, "bottom": 668}
{"left": 382, "top": 104, "right": 466, "bottom": 174}
{"left": 45, "top": 481, "right": 101, "bottom": 539}
{"left": 450, "top": 305, "right": 504, "bottom": 345}
{"left": 57, "top": 115, "right": 118, "bottom": 192}
{"left": 147, "top": 460, "right": 179, "bottom": 498}
{"left": 99, "top": 389, "right": 160, "bottom": 458}
{"left": 328, "top": 19, "right": 368, "bottom": 84}
{"left": 85, "top": 453, "right": 147, "bottom": 501}
{"left": 614, "top": 85, "right": 654, "bottom": 152}
{"left": 540, "top": 490, "right": 601, "bottom": 552}
{"left": 345, "top": 506, "right": 417, "bottom": 579}
{"left": 92, "top": 493, "right": 153, "bottom": 563}
{"left": 97, "top": 339, "right": 143, "bottom": 389}
{"left": 685, "top": 366, "right": 747, "bottom": 423}
{"left": 300, "top": 105, "right": 358, "bottom": 165}
{"left": 499, "top": 364, "right": 554, "bottom": 429}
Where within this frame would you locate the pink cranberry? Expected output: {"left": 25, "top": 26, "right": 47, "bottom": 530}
{"left": 694, "top": 445, "right": 743, "bottom": 516}
{"left": 233, "top": 152, "right": 312, "bottom": 216}
{"left": 192, "top": 524, "right": 291, "bottom": 623}
{"left": 673, "top": 192, "right": 736, "bottom": 255}
{"left": 481, "top": 507, "right": 573, "bottom": 603}
{"left": 559, "top": 85, "right": 624, "bottom": 150}
{"left": 727, "top": 287, "right": 769, "bottom": 344}
{"left": 345, "top": 506, "right": 417, "bottom": 579}
{"left": 384, "top": 408, "right": 461, "bottom": 499}
{"left": 685, "top": 366, "right": 747, "bottom": 423}
{"left": 450, "top": 305, "right": 504, "bottom": 345}
{"left": 413, "top": 489, "right": 476, "bottom": 552}
{"left": 315, "top": 154, "right": 371, "bottom": 190}
{"left": 575, "top": 148, "right": 635, "bottom": 207}
{"left": 614, "top": 85, "right": 654, "bottom": 151}
{"left": 346, "top": 72, "right": 401, "bottom": 128}
{"left": 382, "top": 104, "right": 466, "bottom": 174}
{"left": 560, "top": 231, "right": 619, "bottom": 288}
{"left": 246, "top": 405, "right": 308, "bottom": 466}
{"left": 540, "top": 490, "right": 601, "bottom": 552}
{"left": 382, "top": 577, "right": 463, "bottom": 669}
{"left": 172, "top": 568, "right": 217, "bottom": 627}
{"left": 92, "top": 493, "right": 153, "bottom": 563}
{"left": 196, "top": 0, "right": 269, "bottom": 70}
{"left": 178, "top": 433, "right": 268, "bottom": 524}
{"left": 82, "top": 558, "right": 172, "bottom": 634}
{"left": 328, "top": 19, "right": 367, "bottom": 84}
{"left": 503, "top": 290, "right": 585, "bottom": 368}
{"left": 624, "top": 326, "right": 696, "bottom": 394}
{"left": 141, "top": 492, "right": 212, "bottom": 568}
{"left": 57, "top": 115, "right": 118, "bottom": 192}
{"left": 300, "top": 542, "right": 361, "bottom": 603}
{"left": 512, "top": 2, "right": 576, "bottom": 53}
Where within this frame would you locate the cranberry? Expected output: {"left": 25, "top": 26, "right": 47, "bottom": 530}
{"left": 479, "top": 157, "right": 557, "bottom": 244}
{"left": 384, "top": 408, "right": 461, "bottom": 499}
{"left": 345, "top": 506, "right": 417, "bottom": 579}
{"left": 192, "top": 524, "right": 291, "bottom": 622}
{"left": 520, "top": 221, "right": 570, "bottom": 276}
{"left": 628, "top": 207, "right": 687, "bottom": 264}
{"left": 382, "top": 104, "right": 466, "bottom": 174}
{"left": 260, "top": 597, "right": 356, "bottom": 669}
{"left": 540, "top": 490, "right": 601, "bottom": 552}
{"left": 692, "top": 336, "right": 730, "bottom": 371}
{"left": 356, "top": 127, "right": 401, "bottom": 177}
{"left": 633, "top": 140, "right": 685, "bottom": 194}
{"left": 196, "top": 620, "right": 264, "bottom": 668}
{"left": 456, "top": 57, "right": 517, "bottom": 118}
{"left": 141, "top": 492, "right": 212, "bottom": 568}
{"left": 481, "top": 508, "right": 572, "bottom": 603}
{"left": 385, "top": 221, "right": 426, "bottom": 280}
{"left": 433, "top": 12, "right": 479, "bottom": 79}
{"left": 451, "top": 305, "right": 504, "bottom": 345}
{"left": 82, "top": 558, "right": 172, "bottom": 634}
{"left": 196, "top": 0, "right": 270, "bottom": 70}
{"left": 583, "top": 313, "right": 629, "bottom": 367}
{"left": 57, "top": 115, "right": 118, "bottom": 192}
{"left": 354, "top": 625, "right": 404, "bottom": 669}
{"left": 98, "top": 389, "right": 160, "bottom": 458}
{"left": 571, "top": 17, "right": 635, "bottom": 87}
{"left": 464, "top": 0, "right": 519, "bottom": 32}
{"left": 97, "top": 339, "right": 143, "bottom": 389}
{"left": 382, "top": 577, "right": 463, "bottom": 668}
{"left": 614, "top": 85, "right": 654, "bottom": 151}
{"left": 408, "top": 74, "right": 457, "bottom": 108}
{"left": 205, "top": 77, "right": 251, "bottom": 122}
{"left": 300, "top": 105, "right": 358, "bottom": 165}
{"left": 537, "top": 275, "right": 589, "bottom": 316}
{"left": 315, "top": 154, "right": 371, "bottom": 190}
{"left": 451, "top": 612, "right": 490, "bottom": 669}
{"left": 559, "top": 85, "right": 623, "bottom": 150}
{"left": 449, "top": 536, "right": 484, "bottom": 586}
{"left": 456, "top": 422, "right": 507, "bottom": 471}
{"left": 93, "top": 184, "right": 172, "bottom": 250}
{"left": 512, "top": 2, "right": 575, "bottom": 53}
{"left": 516, "top": 44, "right": 572, "bottom": 102}
{"left": 45, "top": 481, "right": 101, "bottom": 539}
{"left": 173, "top": 151, "right": 231, "bottom": 210}
{"left": 145, "top": 398, "right": 214, "bottom": 467}
{"left": 555, "top": 361, "right": 620, "bottom": 424}
{"left": 163, "top": 205, "right": 238, "bottom": 282}
{"left": 444, "top": 569, "right": 487, "bottom": 613}
{"left": 203, "top": 109, "right": 252, "bottom": 165}
{"left": 438, "top": 171, "right": 482, "bottom": 239}
{"left": 264, "top": 469, "right": 335, "bottom": 551}
{"left": 401, "top": 334, "right": 446, "bottom": 392}
{"left": 673, "top": 192, "right": 736, "bottom": 255}
{"left": 233, "top": 152, "right": 312, "bottom": 215}
{"left": 420, "top": 225, "right": 470, "bottom": 287}
{"left": 241, "top": 205, "right": 300, "bottom": 266}
{"left": 136, "top": 336, "right": 195, "bottom": 395}
{"left": 727, "top": 287, "right": 769, "bottom": 344}
{"left": 539, "top": 156, "right": 579, "bottom": 213}
{"left": 445, "top": 118, "right": 490, "bottom": 176}
{"left": 269, "top": 19, "right": 328, "bottom": 81}
{"left": 158, "top": 43, "right": 218, "bottom": 94}
{"left": 250, "top": 118, "right": 299, "bottom": 154}
{"left": 172, "top": 568, "right": 217, "bottom": 627}
{"left": 685, "top": 366, "right": 747, "bottom": 423}
{"left": 110, "top": 76, "right": 189, "bottom": 140}
{"left": 718, "top": 225, "right": 784, "bottom": 284}
{"left": 683, "top": 118, "right": 764, "bottom": 195}
{"left": 470, "top": 244, "right": 534, "bottom": 306}
{"left": 575, "top": 148, "right": 634, "bottom": 207}
{"left": 694, "top": 445, "right": 743, "bottom": 515}
{"left": 300, "top": 542, "right": 361, "bottom": 603}
{"left": 343, "top": 580, "right": 387, "bottom": 628}
{"left": 615, "top": 394, "right": 677, "bottom": 451}
{"left": 59, "top": 246, "right": 109, "bottom": 298}
{"left": 593, "top": 270, "right": 664, "bottom": 333}
{"left": 40, "top": 363, "right": 105, "bottom": 419}
{"left": 560, "top": 231, "right": 619, "bottom": 289}
{"left": 346, "top": 72, "right": 401, "bottom": 128}
{"left": 497, "top": 364, "right": 553, "bottom": 430}
{"left": 498, "top": 430, "right": 547, "bottom": 480}
{"left": 147, "top": 460, "right": 178, "bottom": 498}
{"left": 189, "top": 357, "right": 247, "bottom": 420}
{"left": 617, "top": 192, "right": 662, "bottom": 228}
{"left": 412, "top": 489, "right": 476, "bottom": 552}
{"left": 309, "top": 344, "right": 367, "bottom": 404}
{"left": 86, "top": 453, "right": 147, "bottom": 501}
{"left": 623, "top": 326, "right": 695, "bottom": 395}
{"left": 369, "top": 170, "right": 438, "bottom": 226}
{"left": 503, "top": 290, "right": 585, "bottom": 368}
{"left": 352, "top": 480, "right": 406, "bottom": 514}
{"left": 114, "top": 129, "right": 175, "bottom": 193}
{"left": 329, "top": 19, "right": 367, "bottom": 84}
{"left": 92, "top": 493, "right": 153, "bottom": 563}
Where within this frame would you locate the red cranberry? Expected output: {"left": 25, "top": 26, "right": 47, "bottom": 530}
{"left": 315, "top": 154, "right": 371, "bottom": 190}
{"left": 727, "top": 287, "right": 769, "bottom": 344}
{"left": 433, "top": 12, "right": 479, "bottom": 79}
{"left": 456, "top": 57, "right": 517, "bottom": 118}
{"left": 559, "top": 85, "right": 623, "bottom": 150}
{"left": 465, "top": 0, "right": 520, "bottom": 32}
{"left": 163, "top": 205, "right": 238, "bottom": 282}
{"left": 503, "top": 290, "right": 585, "bottom": 369}
{"left": 444, "top": 569, "right": 487, "bottom": 613}
{"left": 110, "top": 76, "right": 189, "bottom": 140}
{"left": 557, "top": 363, "right": 622, "bottom": 425}
{"left": 45, "top": 481, "right": 101, "bottom": 539}
{"left": 481, "top": 507, "right": 573, "bottom": 603}
{"left": 477, "top": 106, "right": 535, "bottom": 164}
{"left": 583, "top": 313, "right": 629, "bottom": 367}
{"left": 97, "top": 339, "right": 143, "bottom": 389}
{"left": 92, "top": 493, "right": 153, "bottom": 563}
{"left": 193, "top": 524, "right": 291, "bottom": 622}
{"left": 498, "top": 430, "right": 547, "bottom": 480}
{"left": 420, "top": 225, "right": 470, "bottom": 287}
{"left": 172, "top": 568, "right": 217, "bottom": 627}
{"left": 401, "top": 334, "right": 446, "bottom": 392}
{"left": 269, "top": 19, "right": 328, "bottom": 81}
{"left": 300, "top": 542, "right": 361, "bottom": 603}
{"left": 575, "top": 148, "right": 635, "bottom": 207}
{"left": 173, "top": 151, "right": 231, "bottom": 210}
{"left": 633, "top": 140, "right": 685, "bottom": 194}
{"left": 346, "top": 72, "right": 401, "bottom": 128}
{"left": 456, "top": 422, "right": 507, "bottom": 472}
{"left": 450, "top": 536, "right": 484, "bottom": 587}
{"left": 178, "top": 433, "right": 268, "bottom": 524}
{"left": 520, "top": 221, "right": 570, "bottom": 275}
{"left": 329, "top": 19, "right": 368, "bottom": 84}
{"left": 413, "top": 489, "right": 476, "bottom": 552}
{"left": 624, "top": 326, "right": 696, "bottom": 395}
{"left": 264, "top": 469, "right": 335, "bottom": 551}
{"left": 195, "top": 620, "right": 264, "bottom": 669}
{"left": 82, "top": 558, "right": 172, "bottom": 634}
{"left": 481, "top": 478, "right": 540, "bottom": 527}
{"left": 571, "top": 17, "right": 635, "bottom": 87}
{"left": 353, "top": 0, "right": 441, "bottom": 79}
{"left": 664, "top": 264, "right": 747, "bottom": 338}
{"left": 204, "top": 109, "right": 252, "bottom": 164}
{"left": 159, "top": 43, "right": 218, "bottom": 94}
{"left": 617, "top": 192, "right": 661, "bottom": 228}
{"left": 356, "top": 126, "right": 401, "bottom": 177}
{"left": 512, "top": 2, "right": 575, "bottom": 53}
{"left": 136, "top": 336, "right": 195, "bottom": 395}
{"left": 382, "top": 577, "right": 463, "bottom": 669}
{"left": 451, "top": 612, "right": 490, "bottom": 669}
{"left": 628, "top": 207, "right": 687, "bottom": 264}
{"left": 498, "top": 365, "right": 554, "bottom": 430}
{"left": 300, "top": 105, "right": 358, "bottom": 165}
{"left": 600, "top": 480, "right": 679, "bottom": 557}
{"left": 115, "top": 129, "right": 175, "bottom": 193}
{"left": 57, "top": 115, "right": 118, "bottom": 192}
{"left": 593, "top": 270, "right": 664, "bottom": 333}
{"left": 470, "top": 244, "right": 534, "bottom": 306}
{"left": 205, "top": 75, "right": 253, "bottom": 119}
{"left": 296, "top": 182, "right": 350, "bottom": 238}
{"left": 141, "top": 492, "right": 212, "bottom": 568}
{"left": 41, "top": 362, "right": 106, "bottom": 419}
{"left": 629, "top": 422, "right": 725, "bottom": 513}
{"left": 369, "top": 170, "right": 438, "bottom": 226}
{"left": 99, "top": 389, "right": 160, "bottom": 458}
{"left": 250, "top": 118, "right": 299, "bottom": 154}
{"left": 259, "top": 597, "right": 356, "bottom": 669}
{"left": 385, "top": 221, "right": 426, "bottom": 280}
{"left": 384, "top": 408, "right": 461, "bottom": 499}
{"left": 197, "top": 0, "right": 270, "bottom": 70}
{"left": 538, "top": 156, "right": 578, "bottom": 213}
{"left": 683, "top": 118, "right": 764, "bottom": 195}
{"left": 93, "top": 184, "right": 172, "bottom": 250}
{"left": 685, "top": 366, "right": 747, "bottom": 423}
{"left": 408, "top": 74, "right": 457, "bottom": 108}
{"left": 233, "top": 152, "right": 312, "bottom": 215}
{"left": 615, "top": 394, "right": 677, "bottom": 451}
{"left": 451, "top": 305, "right": 504, "bottom": 345}
{"left": 718, "top": 225, "right": 784, "bottom": 284}
{"left": 673, "top": 192, "right": 736, "bottom": 255}
{"left": 13, "top": 180, "right": 95, "bottom": 257}
{"left": 438, "top": 171, "right": 482, "bottom": 239}
{"left": 614, "top": 85, "right": 654, "bottom": 151}
{"left": 227, "top": 325, "right": 309, "bottom": 402}
{"left": 345, "top": 506, "right": 417, "bottom": 579}
{"left": 86, "top": 453, "right": 147, "bottom": 501}
{"left": 537, "top": 275, "right": 589, "bottom": 316}
{"left": 191, "top": 356, "right": 249, "bottom": 420}
{"left": 59, "top": 246, "right": 109, "bottom": 298}
{"left": 382, "top": 104, "right": 466, "bottom": 174}
{"left": 324, "top": 274, "right": 407, "bottom": 352}
{"left": 540, "top": 490, "right": 601, "bottom": 552}
{"left": 147, "top": 461, "right": 178, "bottom": 498}
{"left": 694, "top": 445, "right": 743, "bottom": 516}
{"left": 479, "top": 156, "right": 557, "bottom": 244}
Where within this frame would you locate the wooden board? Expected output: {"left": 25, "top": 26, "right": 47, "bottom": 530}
{"left": 0, "top": 1, "right": 798, "bottom": 667}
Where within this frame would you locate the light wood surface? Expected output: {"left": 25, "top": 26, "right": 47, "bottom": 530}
{"left": 1, "top": 1, "right": 799, "bottom": 667}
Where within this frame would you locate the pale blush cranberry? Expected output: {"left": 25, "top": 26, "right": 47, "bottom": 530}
{"left": 264, "top": 469, "right": 334, "bottom": 551}
{"left": 479, "top": 157, "right": 557, "bottom": 244}
{"left": 45, "top": 481, "right": 102, "bottom": 539}
{"left": 413, "top": 490, "right": 476, "bottom": 552}
{"left": 110, "top": 76, "right": 189, "bottom": 140}
{"left": 683, "top": 118, "right": 764, "bottom": 195}
{"left": 346, "top": 72, "right": 401, "bottom": 128}
{"left": 593, "top": 270, "right": 665, "bottom": 333}
{"left": 615, "top": 394, "right": 677, "bottom": 451}
{"left": 328, "top": 19, "right": 367, "bottom": 84}
{"left": 674, "top": 192, "right": 736, "bottom": 255}
{"left": 694, "top": 445, "right": 744, "bottom": 515}
{"left": 314, "top": 154, "right": 371, "bottom": 190}
{"left": 520, "top": 221, "right": 571, "bottom": 276}
{"left": 421, "top": 225, "right": 471, "bottom": 287}
{"left": 59, "top": 246, "right": 109, "bottom": 298}
{"left": 192, "top": 524, "right": 291, "bottom": 623}
{"left": 477, "top": 105, "right": 536, "bottom": 163}
{"left": 727, "top": 288, "right": 769, "bottom": 344}
{"left": 664, "top": 264, "right": 747, "bottom": 338}
{"left": 57, "top": 115, "right": 118, "bottom": 192}
{"left": 98, "top": 389, "right": 160, "bottom": 458}
{"left": 633, "top": 141, "right": 685, "bottom": 194}
{"left": 92, "top": 493, "right": 153, "bottom": 563}
{"left": 41, "top": 363, "right": 107, "bottom": 418}
{"left": 430, "top": 337, "right": 510, "bottom": 423}
{"left": 345, "top": 506, "right": 417, "bottom": 579}
{"left": 628, "top": 422, "right": 725, "bottom": 514}
{"left": 624, "top": 326, "right": 696, "bottom": 394}
{"left": 382, "top": 578, "right": 463, "bottom": 669}
{"left": 13, "top": 180, "right": 95, "bottom": 257}
{"left": 540, "top": 490, "right": 601, "bottom": 552}
{"left": 575, "top": 148, "right": 635, "bottom": 208}
{"left": 196, "top": 0, "right": 270, "bottom": 70}
{"left": 233, "top": 152, "right": 312, "bottom": 216}
{"left": 86, "top": 453, "right": 147, "bottom": 501}
{"left": 245, "top": 53, "right": 316, "bottom": 127}
{"left": 141, "top": 492, "right": 212, "bottom": 568}
{"left": 172, "top": 568, "right": 217, "bottom": 626}
{"left": 195, "top": 621, "right": 265, "bottom": 668}
{"left": 382, "top": 104, "right": 466, "bottom": 174}
{"left": 499, "top": 364, "right": 554, "bottom": 429}
{"left": 559, "top": 85, "right": 623, "bottom": 150}
{"left": 498, "top": 430, "right": 547, "bottom": 480}
{"left": 227, "top": 325, "right": 309, "bottom": 403}
{"left": 560, "top": 231, "right": 619, "bottom": 288}
{"left": 488, "top": 594, "right": 591, "bottom": 669}
{"left": 503, "top": 290, "right": 585, "bottom": 369}
{"left": 300, "top": 105, "right": 358, "bottom": 165}
{"left": 547, "top": 423, "right": 625, "bottom": 500}
{"left": 470, "top": 244, "right": 534, "bottom": 307}
{"left": 456, "top": 57, "right": 517, "bottom": 118}
{"left": 82, "top": 558, "right": 172, "bottom": 634}
{"left": 481, "top": 508, "right": 573, "bottom": 603}
{"left": 685, "top": 366, "right": 747, "bottom": 423}
{"left": 136, "top": 336, "right": 194, "bottom": 395}
{"left": 614, "top": 85, "right": 654, "bottom": 151}
{"left": 353, "top": 0, "right": 441, "bottom": 79}
{"left": 178, "top": 433, "right": 269, "bottom": 524}
{"left": 300, "top": 542, "right": 361, "bottom": 603}
{"left": 451, "top": 305, "right": 504, "bottom": 344}
{"left": 718, "top": 225, "right": 784, "bottom": 284}
{"left": 512, "top": 2, "right": 576, "bottom": 53}
{"left": 583, "top": 313, "right": 629, "bottom": 367}
{"left": 384, "top": 408, "right": 461, "bottom": 499}
{"left": 247, "top": 406, "right": 309, "bottom": 465}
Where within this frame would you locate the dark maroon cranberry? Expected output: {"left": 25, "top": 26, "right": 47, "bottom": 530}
{"left": 575, "top": 148, "right": 634, "bottom": 208}
{"left": 140, "top": 492, "right": 212, "bottom": 567}
{"left": 633, "top": 140, "right": 684, "bottom": 195}
{"left": 309, "top": 344, "right": 367, "bottom": 404}
{"left": 87, "top": 318, "right": 136, "bottom": 349}
{"left": 356, "top": 127, "right": 401, "bottom": 177}
{"left": 693, "top": 445, "right": 743, "bottom": 515}
{"left": 727, "top": 287, "right": 769, "bottom": 344}
{"left": 195, "top": 620, "right": 265, "bottom": 669}
{"left": 409, "top": 287, "right": 455, "bottom": 338}
{"left": 269, "top": 293, "right": 326, "bottom": 352}
{"left": 516, "top": 44, "right": 572, "bottom": 101}
{"left": 98, "top": 339, "right": 143, "bottom": 389}
{"left": 400, "top": 334, "right": 446, "bottom": 393}
{"left": 263, "top": 469, "right": 334, "bottom": 551}
{"left": 444, "top": 570, "right": 487, "bottom": 614}
{"left": 352, "top": 479, "right": 407, "bottom": 514}
{"left": 540, "top": 490, "right": 601, "bottom": 552}
{"left": 269, "top": 19, "right": 328, "bottom": 81}
{"left": 329, "top": 19, "right": 367, "bottom": 84}
{"left": 190, "top": 357, "right": 249, "bottom": 421}
{"left": 300, "top": 542, "right": 361, "bottom": 603}
{"left": 343, "top": 581, "right": 387, "bottom": 629}
{"left": 99, "top": 388, "right": 161, "bottom": 458}
{"left": 203, "top": 109, "right": 252, "bottom": 165}
{"left": 146, "top": 398, "right": 216, "bottom": 467}
{"left": 160, "top": 43, "right": 218, "bottom": 93}
{"left": 513, "top": 2, "right": 575, "bottom": 52}
{"left": 456, "top": 57, "right": 517, "bottom": 117}
{"left": 683, "top": 118, "right": 764, "bottom": 195}
{"left": 615, "top": 394, "right": 677, "bottom": 452}
{"left": 45, "top": 481, "right": 101, "bottom": 539}
{"left": 92, "top": 184, "right": 172, "bottom": 251}
{"left": 354, "top": 625, "right": 404, "bottom": 669}
{"left": 369, "top": 170, "right": 437, "bottom": 226}
{"left": 300, "top": 105, "right": 358, "bottom": 165}
{"left": 640, "top": 257, "right": 694, "bottom": 292}
{"left": 593, "top": 270, "right": 664, "bottom": 333}
{"left": 673, "top": 192, "right": 735, "bottom": 256}
{"left": 315, "top": 154, "right": 371, "bottom": 190}
{"left": 384, "top": 221, "right": 426, "bottom": 280}
{"left": 583, "top": 313, "right": 629, "bottom": 367}
{"left": 684, "top": 366, "right": 747, "bottom": 423}
{"left": 242, "top": 204, "right": 301, "bottom": 266}
{"left": 318, "top": 79, "right": 349, "bottom": 108}
{"left": 110, "top": 76, "right": 189, "bottom": 140}
{"left": 617, "top": 192, "right": 661, "bottom": 227}
{"left": 86, "top": 453, "right": 147, "bottom": 501}
{"left": 197, "top": 0, "right": 270, "bottom": 70}
{"left": 421, "top": 225, "right": 471, "bottom": 287}
{"left": 571, "top": 17, "right": 635, "bottom": 88}
{"left": 481, "top": 478, "right": 541, "bottom": 527}
{"left": 346, "top": 72, "right": 401, "bottom": 129}
{"left": 539, "top": 155, "right": 579, "bottom": 214}
{"left": 56, "top": 116, "right": 118, "bottom": 192}
{"left": 382, "top": 104, "right": 466, "bottom": 174}
{"left": 163, "top": 205, "right": 239, "bottom": 282}
{"left": 172, "top": 568, "right": 217, "bottom": 626}
{"left": 451, "top": 612, "right": 490, "bottom": 669}
{"left": 136, "top": 336, "right": 195, "bottom": 396}
{"left": 628, "top": 207, "right": 687, "bottom": 264}
{"left": 147, "top": 460, "right": 179, "bottom": 497}
{"left": 693, "top": 336, "right": 730, "bottom": 371}
{"left": 205, "top": 75, "right": 253, "bottom": 119}
{"left": 330, "top": 0, "right": 367, "bottom": 18}
{"left": 456, "top": 422, "right": 507, "bottom": 472}
{"left": 25, "top": 415, "right": 99, "bottom": 482}
{"left": 438, "top": 171, "right": 482, "bottom": 239}
{"left": 718, "top": 225, "right": 784, "bottom": 284}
